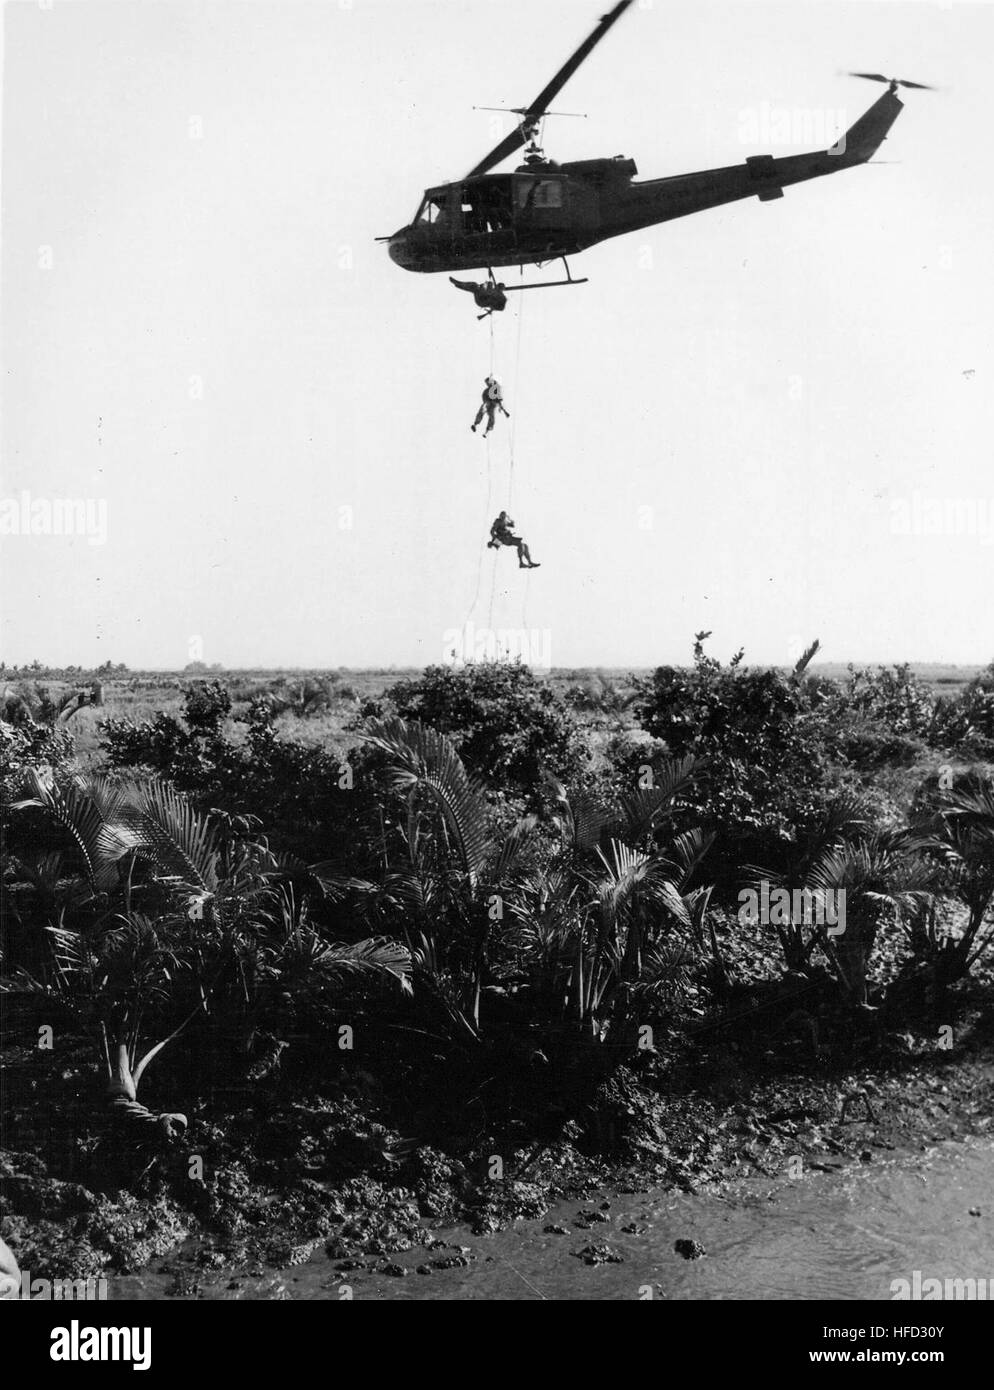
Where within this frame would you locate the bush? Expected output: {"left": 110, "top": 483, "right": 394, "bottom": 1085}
{"left": 1, "top": 719, "right": 77, "bottom": 833}
{"left": 945, "top": 663, "right": 994, "bottom": 743}
{"left": 99, "top": 687, "right": 379, "bottom": 866}
{"left": 836, "top": 723, "right": 930, "bottom": 770}
{"left": 181, "top": 680, "right": 232, "bottom": 735}
{"left": 366, "top": 662, "right": 586, "bottom": 800}
{"left": 839, "top": 663, "right": 937, "bottom": 737}
{"left": 820, "top": 662, "right": 994, "bottom": 762}
{"left": 631, "top": 635, "right": 835, "bottom": 879}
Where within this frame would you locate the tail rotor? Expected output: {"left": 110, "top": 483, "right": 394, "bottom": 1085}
{"left": 847, "top": 72, "right": 937, "bottom": 92}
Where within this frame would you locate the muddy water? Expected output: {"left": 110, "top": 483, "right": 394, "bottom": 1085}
{"left": 113, "top": 1137, "right": 994, "bottom": 1301}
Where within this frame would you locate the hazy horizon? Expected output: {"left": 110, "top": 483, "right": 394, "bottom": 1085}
{"left": 2, "top": 658, "right": 986, "bottom": 678}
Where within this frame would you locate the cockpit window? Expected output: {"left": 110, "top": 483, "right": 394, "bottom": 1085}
{"left": 416, "top": 193, "right": 452, "bottom": 226}
{"left": 516, "top": 178, "right": 564, "bottom": 210}
{"left": 534, "top": 180, "right": 563, "bottom": 208}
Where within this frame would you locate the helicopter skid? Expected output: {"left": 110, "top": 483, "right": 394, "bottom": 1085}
{"left": 503, "top": 276, "right": 589, "bottom": 292}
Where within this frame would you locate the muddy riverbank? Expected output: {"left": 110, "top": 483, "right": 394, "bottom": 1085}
{"left": 3, "top": 990, "right": 992, "bottom": 1297}
{"left": 112, "top": 1134, "right": 994, "bottom": 1301}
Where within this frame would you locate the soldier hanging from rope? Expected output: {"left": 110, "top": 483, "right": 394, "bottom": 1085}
{"left": 488, "top": 511, "right": 540, "bottom": 568}
{"left": 450, "top": 277, "right": 509, "bottom": 318}
{"left": 471, "top": 376, "right": 510, "bottom": 436}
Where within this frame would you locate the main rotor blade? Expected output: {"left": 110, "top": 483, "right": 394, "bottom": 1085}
{"left": 466, "top": 0, "right": 634, "bottom": 178}
{"left": 524, "top": 0, "right": 634, "bottom": 125}
{"left": 466, "top": 127, "right": 531, "bottom": 181}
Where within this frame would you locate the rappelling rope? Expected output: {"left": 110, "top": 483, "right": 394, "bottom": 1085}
{"left": 493, "top": 292, "right": 528, "bottom": 635}
{"left": 461, "top": 315, "right": 498, "bottom": 635}
{"left": 484, "top": 311, "right": 505, "bottom": 635}
{"left": 469, "top": 293, "right": 527, "bottom": 646}
{"left": 506, "top": 289, "right": 525, "bottom": 509}
{"left": 460, "top": 440, "right": 492, "bottom": 634}
{"left": 487, "top": 548, "right": 498, "bottom": 631}
{"left": 508, "top": 291, "right": 528, "bottom": 637}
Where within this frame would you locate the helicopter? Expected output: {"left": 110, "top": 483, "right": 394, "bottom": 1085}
{"left": 380, "top": 0, "right": 930, "bottom": 306}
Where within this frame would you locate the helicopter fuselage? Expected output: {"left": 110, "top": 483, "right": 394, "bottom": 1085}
{"left": 386, "top": 88, "right": 903, "bottom": 276}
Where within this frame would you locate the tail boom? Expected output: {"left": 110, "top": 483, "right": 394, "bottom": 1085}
{"left": 598, "top": 88, "right": 906, "bottom": 242}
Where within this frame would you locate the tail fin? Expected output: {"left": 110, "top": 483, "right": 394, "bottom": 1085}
{"left": 831, "top": 88, "right": 903, "bottom": 165}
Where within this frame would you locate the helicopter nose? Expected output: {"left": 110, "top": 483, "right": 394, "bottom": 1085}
{"left": 388, "top": 234, "right": 411, "bottom": 267}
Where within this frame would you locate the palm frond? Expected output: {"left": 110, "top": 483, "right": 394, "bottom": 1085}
{"left": 595, "top": 840, "right": 691, "bottom": 930}
{"left": 364, "top": 719, "right": 490, "bottom": 883}
{"left": 492, "top": 815, "right": 538, "bottom": 883}
{"left": 619, "top": 755, "right": 698, "bottom": 843}
{"left": 668, "top": 828, "right": 715, "bottom": 887}
{"left": 545, "top": 777, "right": 614, "bottom": 855}
{"left": 12, "top": 770, "right": 137, "bottom": 888}
{"left": 570, "top": 790, "right": 615, "bottom": 853}
{"left": 316, "top": 937, "right": 413, "bottom": 993}
{"left": 122, "top": 780, "right": 221, "bottom": 894}
{"left": 941, "top": 782, "right": 994, "bottom": 839}
{"left": 791, "top": 638, "right": 821, "bottom": 682}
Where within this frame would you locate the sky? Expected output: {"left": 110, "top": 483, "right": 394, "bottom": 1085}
{"left": 1, "top": 0, "right": 992, "bottom": 671}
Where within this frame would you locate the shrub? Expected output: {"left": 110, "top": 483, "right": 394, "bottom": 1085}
{"left": 1, "top": 719, "right": 78, "bottom": 863}
{"left": 99, "top": 687, "right": 378, "bottom": 866}
{"left": 836, "top": 723, "right": 930, "bottom": 770}
{"left": 367, "top": 662, "right": 586, "bottom": 800}
{"left": 182, "top": 680, "right": 232, "bottom": 733}
{"left": 944, "top": 663, "right": 994, "bottom": 744}
{"left": 839, "top": 663, "right": 937, "bottom": 737}
{"left": 820, "top": 663, "right": 994, "bottom": 762}
{"left": 630, "top": 635, "right": 835, "bottom": 879}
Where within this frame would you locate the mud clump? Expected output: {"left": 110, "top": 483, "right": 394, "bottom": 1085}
{"left": 674, "top": 1238, "right": 707, "bottom": 1260}
{"left": 574, "top": 1209, "right": 610, "bottom": 1226}
{"left": 572, "top": 1243, "right": 624, "bottom": 1266}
